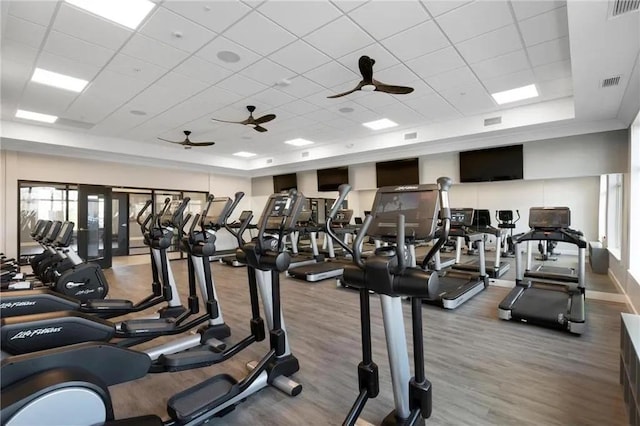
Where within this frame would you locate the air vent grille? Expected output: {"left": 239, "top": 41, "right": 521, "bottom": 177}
{"left": 484, "top": 116, "right": 502, "bottom": 126}
{"left": 56, "top": 118, "right": 94, "bottom": 129}
{"left": 602, "top": 76, "right": 621, "bottom": 87}
{"left": 404, "top": 132, "right": 417, "bottom": 140}
{"left": 612, "top": 0, "right": 639, "bottom": 16}
{"left": 301, "top": 151, "right": 309, "bottom": 158}
{"left": 266, "top": 159, "right": 273, "bottom": 164}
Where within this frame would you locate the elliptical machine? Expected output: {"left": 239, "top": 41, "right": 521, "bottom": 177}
{"left": 333, "top": 178, "right": 452, "bottom": 426}
{"left": 496, "top": 210, "right": 520, "bottom": 258}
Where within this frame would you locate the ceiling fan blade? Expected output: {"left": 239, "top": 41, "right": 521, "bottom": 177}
{"left": 358, "top": 56, "right": 374, "bottom": 83}
{"left": 253, "top": 114, "right": 276, "bottom": 125}
{"left": 327, "top": 80, "right": 366, "bottom": 99}
{"left": 253, "top": 125, "right": 268, "bottom": 133}
{"left": 188, "top": 142, "right": 216, "bottom": 146}
{"left": 211, "top": 118, "right": 243, "bottom": 124}
{"left": 374, "top": 81, "right": 414, "bottom": 95}
{"left": 158, "top": 137, "right": 183, "bottom": 145}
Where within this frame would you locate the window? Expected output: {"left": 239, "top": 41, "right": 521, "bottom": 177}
{"left": 629, "top": 111, "right": 640, "bottom": 274}
{"left": 605, "top": 173, "right": 623, "bottom": 258}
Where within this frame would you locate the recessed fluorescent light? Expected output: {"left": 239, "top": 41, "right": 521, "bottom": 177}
{"left": 32, "top": 68, "right": 88, "bottom": 92}
{"left": 491, "top": 84, "right": 538, "bottom": 105}
{"left": 16, "top": 109, "right": 58, "bottom": 123}
{"left": 284, "top": 138, "right": 314, "bottom": 146}
{"left": 363, "top": 118, "right": 398, "bottom": 130}
{"left": 233, "top": 151, "right": 257, "bottom": 158}
{"left": 64, "top": 0, "right": 155, "bottom": 30}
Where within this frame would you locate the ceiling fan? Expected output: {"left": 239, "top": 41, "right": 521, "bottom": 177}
{"left": 327, "top": 55, "right": 414, "bottom": 99}
{"left": 157, "top": 130, "right": 215, "bottom": 150}
{"left": 211, "top": 105, "right": 276, "bottom": 132}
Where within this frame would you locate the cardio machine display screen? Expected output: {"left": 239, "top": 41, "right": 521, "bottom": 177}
{"left": 203, "top": 198, "right": 231, "bottom": 227}
{"left": 529, "top": 207, "right": 570, "bottom": 229}
{"left": 333, "top": 209, "right": 353, "bottom": 225}
{"left": 450, "top": 209, "right": 473, "bottom": 227}
{"left": 369, "top": 189, "right": 438, "bottom": 240}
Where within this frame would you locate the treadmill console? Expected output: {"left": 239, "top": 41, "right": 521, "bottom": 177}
{"left": 259, "top": 191, "right": 307, "bottom": 232}
{"left": 450, "top": 208, "right": 474, "bottom": 228}
{"left": 529, "top": 207, "right": 571, "bottom": 230}
{"left": 498, "top": 210, "right": 513, "bottom": 222}
{"left": 368, "top": 184, "right": 439, "bottom": 241}
{"left": 202, "top": 197, "right": 233, "bottom": 229}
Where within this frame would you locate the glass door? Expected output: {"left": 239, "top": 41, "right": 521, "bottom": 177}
{"left": 78, "top": 185, "right": 112, "bottom": 269}
{"left": 112, "top": 192, "right": 128, "bottom": 256}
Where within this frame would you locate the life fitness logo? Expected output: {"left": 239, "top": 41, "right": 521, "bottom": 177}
{"left": 10, "top": 327, "right": 63, "bottom": 340}
{"left": 394, "top": 186, "right": 419, "bottom": 191}
{"left": 0, "top": 301, "right": 36, "bottom": 309}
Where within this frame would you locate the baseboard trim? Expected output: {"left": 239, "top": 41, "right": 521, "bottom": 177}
{"left": 585, "top": 290, "right": 628, "bottom": 303}
{"left": 608, "top": 269, "right": 638, "bottom": 314}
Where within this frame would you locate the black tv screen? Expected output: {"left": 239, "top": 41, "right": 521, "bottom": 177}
{"left": 376, "top": 158, "right": 419, "bottom": 187}
{"left": 273, "top": 173, "right": 297, "bottom": 192}
{"left": 317, "top": 167, "right": 349, "bottom": 191}
{"left": 459, "top": 145, "right": 523, "bottom": 183}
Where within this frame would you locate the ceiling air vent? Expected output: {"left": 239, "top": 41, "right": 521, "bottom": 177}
{"left": 484, "top": 116, "right": 502, "bottom": 126}
{"left": 56, "top": 118, "right": 94, "bottom": 129}
{"left": 301, "top": 151, "right": 309, "bottom": 158}
{"left": 404, "top": 131, "right": 417, "bottom": 140}
{"left": 602, "top": 76, "right": 621, "bottom": 88}
{"left": 611, "top": 0, "right": 639, "bottom": 16}
{"left": 266, "top": 159, "right": 273, "bottom": 164}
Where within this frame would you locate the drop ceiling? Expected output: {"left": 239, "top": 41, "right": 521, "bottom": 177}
{"left": 0, "top": 0, "right": 638, "bottom": 177}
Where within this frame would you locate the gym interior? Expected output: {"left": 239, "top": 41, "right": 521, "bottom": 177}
{"left": 1, "top": 1, "right": 639, "bottom": 425}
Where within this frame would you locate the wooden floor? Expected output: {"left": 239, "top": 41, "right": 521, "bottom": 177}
{"left": 105, "top": 259, "right": 629, "bottom": 425}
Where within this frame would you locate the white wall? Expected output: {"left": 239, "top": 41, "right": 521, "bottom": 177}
{"left": 1, "top": 150, "right": 251, "bottom": 258}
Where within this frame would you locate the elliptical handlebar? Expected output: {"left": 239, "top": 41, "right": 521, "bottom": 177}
{"left": 136, "top": 200, "right": 153, "bottom": 230}
{"left": 422, "top": 177, "right": 452, "bottom": 269}
{"left": 514, "top": 209, "right": 520, "bottom": 224}
{"left": 394, "top": 214, "right": 406, "bottom": 274}
{"left": 325, "top": 184, "right": 355, "bottom": 257}
{"left": 199, "top": 194, "right": 216, "bottom": 232}
{"left": 223, "top": 192, "right": 246, "bottom": 240}
{"left": 353, "top": 214, "right": 373, "bottom": 270}
{"left": 170, "top": 197, "right": 191, "bottom": 228}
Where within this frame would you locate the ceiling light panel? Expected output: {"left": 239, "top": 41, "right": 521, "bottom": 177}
{"left": 362, "top": 118, "right": 398, "bottom": 130}
{"left": 31, "top": 68, "right": 89, "bottom": 92}
{"left": 64, "top": 0, "right": 155, "bottom": 30}
{"left": 491, "top": 84, "right": 539, "bottom": 104}
{"left": 16, "top": 109, "right": 58, "bottom": 123}
{"left": 284, "top": 138, "right": 314, "bottom": 146}
{"left": 233, "top": 151, "right": 257, "bottom": 157}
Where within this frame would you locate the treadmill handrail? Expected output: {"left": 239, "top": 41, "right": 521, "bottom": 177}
{"left": 515, "top": 228, "right": 587, "bottom": 248}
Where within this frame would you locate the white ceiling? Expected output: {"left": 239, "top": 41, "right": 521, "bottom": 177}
{"left": 0, "top": 0, "right": 638, "bottom": 177}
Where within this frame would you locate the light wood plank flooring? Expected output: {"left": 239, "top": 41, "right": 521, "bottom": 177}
{"left": 105, "top": 259, "right": 629, "bottom": 425}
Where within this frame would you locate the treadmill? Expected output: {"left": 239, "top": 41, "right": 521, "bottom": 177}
{"left": 498, "top": 207, "right": 586, "bottom": 335}
{"left": 286, "top": 209, "right": 351, "bottom": 283}
{"left": 524, "top": 223, "right": 584, "bottom": 282}
{"left": 425, "top": 208, "right": 489, "bottom": 309}
{"left": 285, "top": 210, "right": 325, "bottom": 268}
{"left": 452, "top": 209, "right": 510, "bottom": 278}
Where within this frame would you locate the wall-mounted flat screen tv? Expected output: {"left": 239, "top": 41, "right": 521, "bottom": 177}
{"left": 273, "top": 173, "right": 297, "bottom": 192}
{"left": 376, "top": 158, "right": 419, "bottom": 187}
{"left": 317, "top": 166, "right": 349, "bottom": 191}
{"left": 459, "top": 145, "right": 524, "bottom": 183}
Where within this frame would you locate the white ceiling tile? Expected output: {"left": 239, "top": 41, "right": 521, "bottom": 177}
{"left": 406, "top": 46, "right": 465, "bottom": 78}
{"left": 196, "top": 36, "right": 262, "bottom": 71}
{"left": 425, "top": 66, "right": 478, "bottom": 92}
{"left": 470, "top": 49, "right": 530, "bottom": 81}
{"left": 300, "top": 108, "right": 342, "bottom": 123}
{"left": 258, "top": 1, "right": 342, "bottom": 37}
{"left": 1, "top": 39, "right": 39, "bottom": 67}
{"left": 512, "top": 0, "right": 565, "bottom": 21}
{"left": 53, "top": 3, "right": 133, "bottom": 50}
{"left": 278, "top": 76, "right": 325, "bottom": 98}
{"left": 64, "top": 94, "right": 123, "bottom": 123}
{"left": 163, "top": 1, "right": 252, "bottom": 33}
{"left": 240, "top": 59, "right": 296, "bottom": 86}
{"left": 394, "top": 79, "right": 434, "bottom": 101}
{"left": 456, "top": 24, "right": 523, "bottom": 64}
{"left": 333, "top": 103, "right": 380, "bottom": 122}
{"left": 189, "top": 86, "right": 244, "bottom": 112}
{"left": 482, "top": 69, "right": 536, "bottom": 93}
{"left": 1, "top": 59, "right": 33, "bottom": 104}
{"left": 439, "top": 81, "right": 495, "bottom": 115}
{"left": 140, "top": 7, "right": 216, "bottom": 53}
{"left": 278, "top": 99, "right": 322, "bottom": 115}
{"left": 403, "top": 92, "right": 462, "bottom": 121}
{"left": 436, "top": 0, "right": 513, "bottom": 43}
{"left": 216, "top": 74, "right": 269, "bottom": 97}
{"left": 21, "top": 82, "right": 79, "bottom": 114}
{"left": 304, "top": 16, "right": 375, "bottom": 58}
{"left": 121, "top": 33, "right": 190, "bottom": 69}
{"left": 519, "top": 6, "right": 568, "bottom": 47}
{"left": 537, "top": 77, "right": 573, "bottom": 100}
{"left": 324, "top": 116, "right": 358, "bottom": 129}
{"left": 374, "top": 64, "right": 417, "bottom": 86}
{"left": 37, "top": 52, "right": 102, "bottom": 82}
{"left": 91, "top": 109, "right": 151, "bottom": 135}
{"left": 8, "top": 0, "right": 57, "bottom": 26}
{"left": 3, "top": 15, "right": 47, "bottom": 49}
{"left": 527, "top": 36, "right": 570, "bottom": 67}
{"left": 354, "top": 92, "right": 399, "bottom": 109}
{"left": 332, "top": 1, "right": 368, "bottom": 13}
{"left": 304, "top": 61, "right": 359, "bottom": 87}
{"left": 338, "top": 43, "right": 399, "bottom": 73}
{"left": 173, "top": 56, "right": 233, "bottom": 85}
{"left": 380, "top": 20, "right": 450, "bottom": 62}
{"left": 270, "top": 40, "right": 332, "bottom": 74}
{"left": 83, "top": 70, "right": 150, "bottom": 103}
{"left": 43, "top": 31, "right": 116, "bottom": 68}
{"left": 249, "top": 88, "right": 297, "bottom": 108}
{"left": 106, "top": 53, "right": 168, "bottom": 84}
{"left": 224, "top": 12, "right": 297, "bottom": 56}
{"left": 533, "top": 59, "right": 571, "bottom": 82}
{"left": 372, "top": 102, "right": 425, "bottom": 125}
{"left": 420, "top": 1, "right": 472, "bottom": 17}
{"left": 348, "top": 1, "right": 429, "bottom": 40}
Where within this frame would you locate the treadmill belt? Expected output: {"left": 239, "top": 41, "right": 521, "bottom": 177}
{"left": 512, "top": 287, "right": 568, "bottom": 325}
